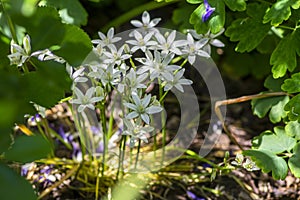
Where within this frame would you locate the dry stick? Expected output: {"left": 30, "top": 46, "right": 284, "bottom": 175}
{"left": 38, "top": 164, "right": 80, "bottom": 199}
{"left": 214, "top": 92, "right": 288, "bottom": 150}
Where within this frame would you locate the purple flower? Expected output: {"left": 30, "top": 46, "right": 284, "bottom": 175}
{"left": 187, "top": 191, "right": 205, "bottom": 200}
{"left": 202, "top": 0, "right": 215, "bottom": 22}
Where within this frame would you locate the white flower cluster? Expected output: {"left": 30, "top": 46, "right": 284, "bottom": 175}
{"left": 8, "top": 35, "right": 65, "bottom": 67}
{"left": 231, "top": 153, "right": 260, "bottom": 171}
{"left": 7, "top": 11, "right": 224, "bottom": 148}
{"left": 67, "top": 11, "right": 224, "bottom": 147}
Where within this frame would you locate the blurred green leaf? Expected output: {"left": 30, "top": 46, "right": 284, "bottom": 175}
{"left": 264, "top": 75, "right": 285, "bottom": 92}
{"left": 244, "top": 149, "right": 288, "bottom": 180}
{"left": 223, "top": 0, "right": 246, "bottom": 11}
{"left": 21, "top": 6, "right": 65, "bottom": 51}
{"left": 256, "top": 34, "right": 278, "bottom": 54}
{"left": 222, "top": 44, "right": 271, "bottom": 78}
{"left": 285, "top": 121, "right": 300, "bottom": 139}
{"left": 5, "top": 134, "right": 52, "bottom": 163}
{"left": 172, "top": 3, "right": 195, "bottom": 31}
{"left": 270, "top": 29, "right": 300, "bottom": 78}
{"left": 54, "top": 24, "right": 92, "bottom": 66}
{"left": 282, "top": 72, "right": 300, "bottom": 93}
{"left": 46, "top": 0, "right": 88, "bottom": 26}
{"left": 225, "top": 3, "right": 271, "bottom": 52}
{"left": 288, "top": 143, "right": 300, "bottom": 178}
{"left": 23, "top": 60, "right": 72, "bottom": 108}
{"left": 252, "top": 127, "right": 296, "bottom": 153}
{"left": 0, "top": 163, "right": 37, "bottom": 200}
{"left": 0, "top": 128, "right": 12, "bottom": 154}
{"left": 263, "top": 0, "right": 300, "bottom": 26}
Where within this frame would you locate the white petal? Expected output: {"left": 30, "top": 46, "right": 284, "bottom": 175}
{"left": 107, "top": 27, "right": 114, "bottom": 39}
{"left": 124, "top": 102, "right": 137, "bottom": 110}
{"left": 149, "top": 18, "right": 161, "bottom": 27}
{"left": 141, "top": 113, "right": 150, "bottom": 124}
{"left": 167, "top": 30, "right": 176, "bottom": 44}
{"left": 175, "top": 84, "right": 184, "bottom": 92}
{"left": 126, "top": 111, "right": 139, "bottom": 119}
{"left": 178, "top": 79, "right": 193, "bottom": 85}
{"left": 210, "top": 39, "right": 225, "bottom": 47}
{"left": 146, "top": 106, "right": 163, "bottom": 114}
{"left": 130, "top": 20, "right": 143, "bottom": 27}
{"left": 142, "top": 11, "right": 150, "bottom": 24}
{"left": 142, "top": 94, "right": 151, "bottom": 107}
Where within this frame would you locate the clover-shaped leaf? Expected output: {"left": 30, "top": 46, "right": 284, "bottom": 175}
{"left": 225, "top": 3, "right": 271, "bottom": 52}
{"left": 285, "top": 121, "right": 300, "bottom": 140}
{"left": 263, "top": 0, "right": 300, "bottom": 26}
{"left": 252, "top": 127, "right": 296, "bottom": 153}
{"left": 243, "top": 149, "right": 288, "bottom": 180}
{"left": 270, "top": 30, "right": 300, "bottom": 78}
{"left": 282, "top": 72, "right": 300, "bottom": 93}
{"left": 284, "top": 94, "right": 300, "bottom": 121}
{"left": 251, "top": 94, "right": 289, "bottom": 123}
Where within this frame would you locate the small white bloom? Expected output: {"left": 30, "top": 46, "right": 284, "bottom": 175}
{"left": 120, "top": 68, "right": 148, "bottom": 93}
{"left": 187, "top": 28, "right": 225, "bottom": 55}
{"left": 92, "top": 27, "right": 122, "bottom": 47}
{"left": 70, "top": 87, "right": 103, "bottom": 113}
{"left": 124, "top": 93, "right": 162, "bottom": 124}
{"left": 66, "top": 64, "right": 88, "bottom": 83}
{"left": 163, "top": 69, "right": 193, "bottom": 93}
{"left": 130, "top": 11, "right": 161, "bottom": 33}
{"left": 242, "top": 158, "right": 260, "bottom": 171}
{"left": 136, "top": 50, "right": 180, "bottom": 81}
{"left": 126, "top": 31, "right": 157, "bottom": 52}
{"left": 155, "top": 31, "right": 187, "bottom": 55}
{"left": 231, "top": 153, "right": 244, "bottom": 166}
{"left": 123, "top": 119, "right": 154, "bottom": 148}
{"left": 103, "top": 44, "right": 131, "bottom": 66}
{"left": 8, "top": 35, "right": 31, "bottom": 66}
{"left": 181, "top": 33, "right": 210, "bottom": 64}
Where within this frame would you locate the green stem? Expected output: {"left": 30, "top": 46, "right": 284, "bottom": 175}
{"left": 159, "top": 84, "right": 166, "bottom": 166}
{"left": 99, "top": 102, "right": 108, "bottom": 176}
{"left": 180, "top": 58, "right": 188, "bottom": 67}
{"left": 101, "top": 0, "right": 180, "bottom": 32}
{"left": 159, "top": 90, "right": 169, "bottom": 103}
{"left": 95, "top": 160, "right": 100, "bottom": 200}
{"left": 36, "top": 121, "right": 54, "bottom": 157}
{"left": 134, "top": 139, "right": 141, "bottom": 170}
{"left": 0, "top": 0, "right": 18, "bottom": 42}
